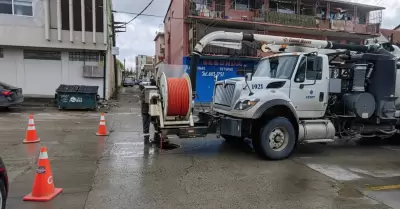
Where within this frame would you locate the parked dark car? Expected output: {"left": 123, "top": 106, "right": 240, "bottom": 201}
{"left": 0, "top": 81, "right": 24, "bottom": 108}
{"left": 0, "top": 157, "right": 8, "bottom": 209}
{"left": 123, "top": 78, "right": 134, "bottom": 87}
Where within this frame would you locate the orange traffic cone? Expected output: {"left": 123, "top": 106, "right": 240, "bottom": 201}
{"left": 23, "top": 146, "right": 63, "bottom": 202}
{"left": 23, "top": 115, "right": 40, "bottom": 144}
{"left": 95, "top": 112, "right": 109, "bottom": 136}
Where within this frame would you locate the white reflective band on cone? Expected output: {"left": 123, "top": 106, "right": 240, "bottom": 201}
{"left": 29, "top": 119, "right": 34, "bottom": 124}
{"left": 100, "top": 116, "right": 105, "bottom": 120}
{"left": 99, "top": 121, "right": 105, "bottom": 125}
{"left": 27, "top": 126, "right": 36, "bottom": 130}
{"left": 39, "top": 152, "right": 48, "bottom": 159}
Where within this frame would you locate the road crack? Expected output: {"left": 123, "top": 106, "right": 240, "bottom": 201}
{"left": 179, "top": 155, "right": 196, "bottom": 195}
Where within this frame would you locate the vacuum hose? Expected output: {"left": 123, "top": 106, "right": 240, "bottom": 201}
{"left": 166, "top": 78, "right": 190, "bottom": 116}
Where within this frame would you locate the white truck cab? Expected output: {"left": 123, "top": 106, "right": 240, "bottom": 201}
{"left": 213, "top": 52, "right": 330, "bottom": 119}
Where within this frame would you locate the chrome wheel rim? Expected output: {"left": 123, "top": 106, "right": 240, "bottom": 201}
{"left": 268, "top": 127, "right": 289, "bottom": 151}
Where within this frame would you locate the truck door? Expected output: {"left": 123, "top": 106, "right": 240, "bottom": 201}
{"left": 290, "top": 55, "right": 328, "bottom": 118}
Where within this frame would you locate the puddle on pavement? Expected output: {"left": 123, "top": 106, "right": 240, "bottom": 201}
{"left": 337, "top": 186, "right": 364, "bottom": 198}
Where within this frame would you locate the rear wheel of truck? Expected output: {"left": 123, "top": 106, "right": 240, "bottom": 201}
{"left": 252, "top": 117, "right": 296, "bottom": 160}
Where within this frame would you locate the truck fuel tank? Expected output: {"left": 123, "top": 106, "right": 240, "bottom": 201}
{"left": 298, "top": 120, "right": 336, "bottom": 142}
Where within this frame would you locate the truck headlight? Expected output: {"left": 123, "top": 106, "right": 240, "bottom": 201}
{"left": 234, "top": 98, "right": 259, "bottom": 110}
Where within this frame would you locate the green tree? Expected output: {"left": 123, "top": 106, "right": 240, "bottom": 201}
{"left": 116, "top": 59, "right": 124, "bottom": 71}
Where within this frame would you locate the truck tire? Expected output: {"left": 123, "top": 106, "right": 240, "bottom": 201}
{"left": 0, "top": 179, "right": 6, "bottom": 209}
{"left": 220, "top": 135, "right": 243, "bottom": 143}
{"left": 252, "top": 117, "right": 296, "bottom": 160}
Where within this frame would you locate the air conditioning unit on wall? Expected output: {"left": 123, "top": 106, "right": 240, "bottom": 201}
{"left": 83, "top": 65, "right": 104, "bottom": 78}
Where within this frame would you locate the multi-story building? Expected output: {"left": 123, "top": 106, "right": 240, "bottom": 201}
{"left": 0, "top": 0, "right": 116, "bottom": 99}
{"left": 380, "top": 26, "right": 400, "bottom": 45}
{"left": 164, "top": 0, "right": 384, "bottom": 102}
{"left": 154, "top": 32, "right": 165, "bottom": 64}
{"left": 153, "top": 32, "right": 165, "bottom": 77}
{"left": 135, "top": 54, "right": 154, "bottom": 79}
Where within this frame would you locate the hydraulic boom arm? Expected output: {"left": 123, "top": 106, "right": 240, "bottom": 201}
{"left": 189, "top": 31, "right": 390, "bottom": 96}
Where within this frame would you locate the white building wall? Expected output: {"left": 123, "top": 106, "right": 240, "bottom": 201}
{"left": 65, "top": 53, "right": 104, "bottom": 98}
{"left": 0, "top": 0, "right": 115, "bottom": 99}
{"left": 105, "top": 47, "right": 115, "bottom": 99}
{"left": 0, "top": 0, "right": 107, "bottom": 51}
{"left": 0, "top": 48, "right": 104, "bottom": 98}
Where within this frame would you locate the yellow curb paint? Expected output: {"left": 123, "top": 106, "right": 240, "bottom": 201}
{"left": 366, "top": 184, "right": 400, "bottom": 191}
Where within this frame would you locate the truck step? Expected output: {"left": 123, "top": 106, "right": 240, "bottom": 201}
{"left": 302, "top": 139, "right": 334, "bottom": 144}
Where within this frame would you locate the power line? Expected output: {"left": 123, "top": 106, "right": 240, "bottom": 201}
{"left": 114, "top": 10, "right": 165, "bottom": 18}
{"left": 121, "top": 0, "right": 155, "bottom": 26}
{"left": 113, "top": 10, "right": 185, "bottom": 19}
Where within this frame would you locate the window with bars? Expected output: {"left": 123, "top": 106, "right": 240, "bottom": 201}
{"left": 69, "top": 52, "right": 103, "bottom": 62}
{"left": 0, "top": 0, "right": 33, "bottom": 16}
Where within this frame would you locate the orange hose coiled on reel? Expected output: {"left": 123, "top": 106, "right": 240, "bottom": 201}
{"left": 166, "top": 78, "right": 190, "bottom": 116}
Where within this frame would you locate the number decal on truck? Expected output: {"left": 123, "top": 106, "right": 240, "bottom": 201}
{"left": 251, "top": 84, "right": 263, "bottom": 89}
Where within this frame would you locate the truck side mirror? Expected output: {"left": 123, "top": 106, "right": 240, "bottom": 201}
{"left": 245, "top": 73, "right": 252, "bottom": 81}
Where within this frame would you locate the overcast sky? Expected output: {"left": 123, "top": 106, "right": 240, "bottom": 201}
{"left": 113, "top": 0, "right": 399, "bottom": 70}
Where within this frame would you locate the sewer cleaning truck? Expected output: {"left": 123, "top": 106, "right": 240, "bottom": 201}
{"left": 143, "top": 31, "right": 400, "bottom": 160}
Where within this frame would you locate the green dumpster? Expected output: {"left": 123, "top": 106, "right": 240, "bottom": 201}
{"left": 56, "top": 85, "right": 99, "bottom": 110}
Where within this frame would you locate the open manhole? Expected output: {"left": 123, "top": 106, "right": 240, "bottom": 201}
{"left": 158, "top": 143, "right": 180, "bottom": 150}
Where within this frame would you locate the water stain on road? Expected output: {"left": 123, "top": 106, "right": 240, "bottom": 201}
{"left": 337, "top": 186, "right": 364, "bottom": 198}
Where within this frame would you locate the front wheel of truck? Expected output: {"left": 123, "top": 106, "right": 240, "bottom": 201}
{"left": 252, "top": 117, "right": 296, "bottom": 160}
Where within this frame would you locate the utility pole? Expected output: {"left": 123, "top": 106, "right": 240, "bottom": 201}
{"left": 111, "top": 13, "right": 118, "bottom": 98}
{"left": 111, "top": 15, "right": 126, "bottom": 98}
{"left": 123, "top": 58, "right": 126, "bottom": 80}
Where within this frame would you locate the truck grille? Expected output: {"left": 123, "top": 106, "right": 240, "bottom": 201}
{"left": 214, "top": 84, "right": 235, "bottom": 106}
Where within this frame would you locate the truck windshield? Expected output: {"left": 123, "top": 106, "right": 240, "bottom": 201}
{"left": 253, "top": 55, "right": 299, "bottom": 79}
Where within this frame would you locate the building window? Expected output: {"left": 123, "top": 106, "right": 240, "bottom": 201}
{"left": 0, "top": 48, "right": 3, "bottom": 58}
{"left": 24, "top": 50, "right": 62, "bottom": 60}
{"left": 69, "top": 52, "right": 103, "bottom": 62}
{"left": 0, "top": 0, "right": 33, "bottom": 16}
{"left": 231, "top": 0, "right": 253, "bottom": 11}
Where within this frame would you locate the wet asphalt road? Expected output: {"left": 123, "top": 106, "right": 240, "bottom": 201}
{"left": 1, "top": 87, "right": 400, "bottom": 209}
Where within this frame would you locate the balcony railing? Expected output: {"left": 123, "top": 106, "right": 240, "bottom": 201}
{"left": 186, "top": 2, "right": 381, "bottom": 35}
{"left": 263, "top": 11, "right": 317, "bottom": 28}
